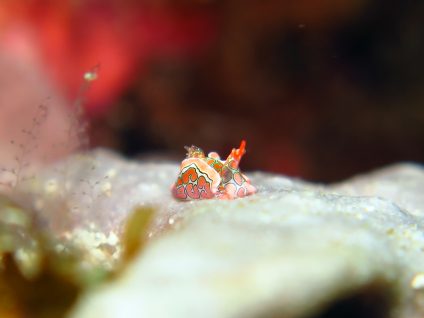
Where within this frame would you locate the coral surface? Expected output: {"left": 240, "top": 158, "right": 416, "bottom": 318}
{"left": 21, "top": 151, "right": 423, "bottom": 318}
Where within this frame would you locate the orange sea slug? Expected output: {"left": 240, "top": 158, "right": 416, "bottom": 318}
{"left": 172, "top": 140, "right": 256, "bottom": 200}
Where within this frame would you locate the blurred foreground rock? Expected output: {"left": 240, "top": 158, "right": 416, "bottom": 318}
{"left": 25, "top": 151, "right": 424, "bottom": 318}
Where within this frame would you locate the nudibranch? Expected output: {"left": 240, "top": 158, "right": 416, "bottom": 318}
{"left": 172, "top": 140, "right": 256, "bottom": 200}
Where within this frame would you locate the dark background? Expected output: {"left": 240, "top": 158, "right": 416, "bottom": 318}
{"left": 2, "top": 0, "right": 424, "bottom": 181}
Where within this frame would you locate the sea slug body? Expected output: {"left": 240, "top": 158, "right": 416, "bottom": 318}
{"left": 172, "top": 140, "right": 256, "bottom": 200}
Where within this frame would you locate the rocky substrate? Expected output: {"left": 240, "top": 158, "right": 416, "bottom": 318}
{"left": 24, "top": 150, "right": 424, "bottom": 318}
